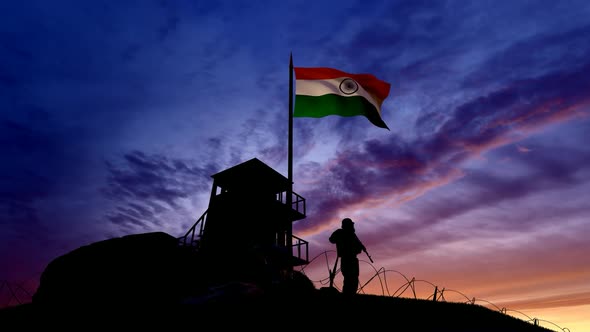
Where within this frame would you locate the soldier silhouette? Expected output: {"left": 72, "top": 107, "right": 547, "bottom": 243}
{"left": 329, "top": 218, "right": 367, "bottom": 295}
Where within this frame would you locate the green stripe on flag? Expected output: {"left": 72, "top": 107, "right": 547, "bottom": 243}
{"left": 294, "top": 94, "right": 388, "bottom": 129}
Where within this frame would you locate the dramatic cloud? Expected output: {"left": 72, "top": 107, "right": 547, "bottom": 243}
{"left": 295, "top": 58, "right": 590, "bottom": 235}
{"left": 102, "top": 151, "right": 218, "bottom": 231}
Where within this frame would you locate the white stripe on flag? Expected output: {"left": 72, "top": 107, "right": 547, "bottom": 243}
{"left": 295, "top": 77, "right": 380, "bottom": 112}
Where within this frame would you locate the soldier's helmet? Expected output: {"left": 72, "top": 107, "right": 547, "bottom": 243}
{"left": 342, "top": 218, "right": 354, "bottom": 228}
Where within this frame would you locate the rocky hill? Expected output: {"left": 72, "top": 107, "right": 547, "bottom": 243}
{"left": 0, "top": 232, "right": 554, "bottom": 332}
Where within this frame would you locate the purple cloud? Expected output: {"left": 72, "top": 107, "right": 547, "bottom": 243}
{"left": 295, "top": 58, "right": 590, "bottom": 236}
{"left": 102, "top": 151, "right": 218, "bottom": 230}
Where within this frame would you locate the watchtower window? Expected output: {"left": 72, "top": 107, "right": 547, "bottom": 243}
{"left": 214, "top": 186, "right": 228, "bottom": 196}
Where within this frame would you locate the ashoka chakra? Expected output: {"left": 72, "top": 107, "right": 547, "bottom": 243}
{"left": 339, "top": 78, "right": 359, "bottom": 95}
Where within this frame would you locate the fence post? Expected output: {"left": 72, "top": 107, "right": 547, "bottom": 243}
{"left": 433, "top": 286, "right": 438, "bottom": 302}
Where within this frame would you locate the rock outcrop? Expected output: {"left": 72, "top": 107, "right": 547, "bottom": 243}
{"left": 32, "top": 232, "right": 199, "bottom": 307}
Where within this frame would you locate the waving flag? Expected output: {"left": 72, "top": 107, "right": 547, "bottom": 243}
{"left": 293, "top": 67, "right": 391, "bottom": 129}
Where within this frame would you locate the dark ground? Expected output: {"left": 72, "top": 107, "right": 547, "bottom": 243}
{"left": 0, "top": 290, "right": 555, "bottom": 332}
{"left": 0, "top": 232, "right": 555, "bottom": 332}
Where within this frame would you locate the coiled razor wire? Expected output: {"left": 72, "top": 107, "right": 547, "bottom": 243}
{"left": 1, "top": 251, "right": 573, "bottom": 332}
{"left": 298, "top": 250, "right": 571, "bottom": 332}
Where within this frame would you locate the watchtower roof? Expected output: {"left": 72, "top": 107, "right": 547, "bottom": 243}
{"left": 211, "top": 158, "right": 290, "bottom": 193}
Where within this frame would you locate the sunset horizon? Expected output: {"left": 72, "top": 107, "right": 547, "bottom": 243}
{"left": 2, "top": 0, "right": 589, "bottom": 331}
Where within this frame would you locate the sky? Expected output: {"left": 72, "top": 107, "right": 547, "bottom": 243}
{"left": 1, "top": 0, "right": 590, "bottom": 330}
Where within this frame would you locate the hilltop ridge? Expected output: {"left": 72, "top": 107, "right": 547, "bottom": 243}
{"left": 0, "top": 288, "right": 555, "bottom": 331}
{"left": 0, "top": 231, "right": 554, "bottom": 331}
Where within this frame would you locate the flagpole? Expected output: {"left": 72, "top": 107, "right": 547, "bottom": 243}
{"left": 288, "top": 53, "right": 293, "bottom": 191}
{"left": 286, "top": 52, "right": 294, "bottom": 275}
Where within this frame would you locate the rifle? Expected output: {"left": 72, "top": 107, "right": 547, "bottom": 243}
{"left": 363, "top": 248, "right": 374, "bottom": 263}
{"left": 329, "top": 256, "right": 339, "bottom": 288}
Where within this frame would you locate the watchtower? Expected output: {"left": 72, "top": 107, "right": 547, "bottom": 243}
{"left": 179, "top": 158, "right": 308, "bottom": 286}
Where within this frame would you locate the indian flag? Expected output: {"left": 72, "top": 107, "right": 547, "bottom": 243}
{"left": 293, "top": 67, "right": 391, "bottom": 129}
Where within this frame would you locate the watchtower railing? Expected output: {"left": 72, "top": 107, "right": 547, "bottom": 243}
{"left": 276, "top": 190, "right": 306, "bottom": 216}
{"left": 178, "top": 209, "right": 208, "bottom": 247}
{"left": 291, "top": 234, "right": 309, "bottom": 264}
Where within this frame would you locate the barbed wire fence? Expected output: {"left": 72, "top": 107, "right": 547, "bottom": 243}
{"left": 1, "top": 252, "right": 572, "bottom": 332}
{"left": 0, "top": 271, "right": 42, "bottom": 309}
{"left": 0, "top": 281, "right": 34, "bottom": 308}
{"left": 297, "top": 250, "right": 571, "bottom": 332}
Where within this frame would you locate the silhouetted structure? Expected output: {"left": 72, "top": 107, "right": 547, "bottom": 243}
{"left": 179, "top": 158, "right": 308, "bottom": 289}
{"left": 329, "top": 218, "right": 366, "bottom": 295}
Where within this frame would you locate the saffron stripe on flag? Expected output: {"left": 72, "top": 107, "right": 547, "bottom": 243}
{"left": 294, "top": 67, "right": 391, "bottom": 102}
